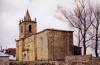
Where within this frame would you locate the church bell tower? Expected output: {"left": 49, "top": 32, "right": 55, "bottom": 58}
{"left": 19, "top": 10, "right": 37, "bottom": 38}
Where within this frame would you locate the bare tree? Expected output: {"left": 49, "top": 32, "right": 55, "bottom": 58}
{"left": 90, "top": 5, "right": 100, "bottom": 57}
{"left": 57, "top": 0, "right": 94, "bottom": 55}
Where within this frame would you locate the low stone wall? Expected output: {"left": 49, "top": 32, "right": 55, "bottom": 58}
{"left": 7, "top": 60, "right": 100, "bottom": 65}
{"left": 6, "top": 56, "right": 100, "bottom": 65}
{"left": 65, "top": 55, "right": 100, "bottom": 62}
{"left": 8, "top": 61, "right": 35, "bottom": 65}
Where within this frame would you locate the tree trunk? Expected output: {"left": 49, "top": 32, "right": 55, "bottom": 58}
{"left": 83, "top": 31, "right": 86, "bottom": 55}
{"left": 95, "top": 41, "right": 98, "bottom": 57}
{"left": 95, "top": 23, "right": 99, "bottom": 57}
{"left": 78, "top": 29, "right": 81, "bottom": 46}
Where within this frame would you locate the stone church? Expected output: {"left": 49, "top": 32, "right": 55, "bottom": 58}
{"left": 16, "top": 10, "right": 74, "bottom": 61}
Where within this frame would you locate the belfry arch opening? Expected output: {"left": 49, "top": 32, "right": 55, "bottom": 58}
{"left": 21, "top": 26, "right": 23, "bottom": 33}
{"left": 29, "top": 25, "right": 32, "bottom": 32}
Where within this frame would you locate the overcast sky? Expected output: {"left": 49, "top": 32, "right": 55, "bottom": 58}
{"left": 0, "top": 0, "right": 100, "bottom": 51}
{"left": 0, "top": 0, "right": 75, "bottom": 48}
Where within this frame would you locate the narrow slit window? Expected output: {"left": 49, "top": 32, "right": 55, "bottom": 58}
{"left": 29, "top": 25, "right": 32, "bottom": 32}
{"left": 21, "top": 26, "right": 23, "bottom": 33}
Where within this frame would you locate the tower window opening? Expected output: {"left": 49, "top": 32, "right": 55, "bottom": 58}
{"left": 21, "top": 26, "right": 23, "bottom": 33}
{"left": 29, "top": 25, "right": 32, "bottom": 32}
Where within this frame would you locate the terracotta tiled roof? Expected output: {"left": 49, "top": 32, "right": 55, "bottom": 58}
{"left": 5, "top": 48, "right": 16, "bottom": 55}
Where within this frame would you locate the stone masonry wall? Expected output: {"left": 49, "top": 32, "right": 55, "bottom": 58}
{"left": 47, "top": 30, "right": 73, "bottom": 61}
{"left": 24, "top": 35, "right": 35, "bottom": 61}
{"left": 36, "top": 31, "right": 48, "bottom": 61}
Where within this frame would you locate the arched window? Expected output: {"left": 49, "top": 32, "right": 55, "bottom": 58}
{"left": 21, "top": 26, "right": 23, "bottom": 33}
{"left": 29, "top": 25, "right": 32, "bottom": 32}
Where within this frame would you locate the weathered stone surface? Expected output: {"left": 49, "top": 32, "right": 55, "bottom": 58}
{"left": 36, "top": 31, "right": 48, "bottom": 60}
{"left": 16, "top": 29, "right": 73, "bottom": 61}
{"left": 47, "top": 30, "right": 73, "bottom": 61}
